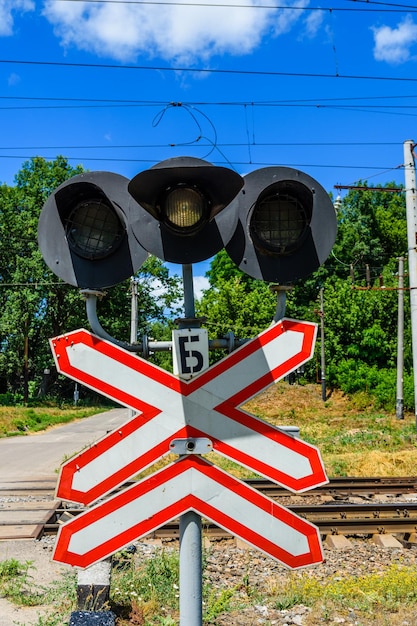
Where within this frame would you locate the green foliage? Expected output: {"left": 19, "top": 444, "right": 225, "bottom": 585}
{"left": 0, "top": 559, "right": 42, "bottom": 606}
{"left": 0, "top": 157, "right": 182, "bottom": 403}
{"left": 111, "top": 549, "right": 180, "bottom": 613}
{"left": 277, "top": 564, "right": 417, "bottom": 614}
{"left": 0, "top": 405, "right": 107, "bottom": 437}
{"left": 0, "top": 557, "right": 77, "bottom": 625}
{"left": 331, "top": 182, "right": 407, "bottom": 271}
{"left": 0, "top": 157, "right": 86, "bottom": 402}
{"left": 0, "top": 558, "right": 23, "bottom": 580}
{"left": 0, "top": 157, "right": 411, "bottom": 412}
{"left": 197, "top": 276, "right": 276, "bottom": 338}
{"left": 334, "top": 361, "right": 414, "bottom": 412}
{"left": 203, "top": 587, "right": 236, "bottom": 622}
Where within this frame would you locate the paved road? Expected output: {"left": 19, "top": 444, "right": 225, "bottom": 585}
{"left": 0, "top": 408, "right": 129, "bottom": 480}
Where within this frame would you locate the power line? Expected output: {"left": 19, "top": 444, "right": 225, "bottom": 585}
{"left": 1, "top": 58, "right": 417, "bottom": 82}
{"left": 1, "top": 102, "right": 417, "bottom": 113}
{"left": 0, "top": 153, "right": 401, "bottom": 171}
{"left": 0, "top": 141, "right": 406, "bottom": 150}
{"left": 1, "top": 94, "right": 417, "bottom": 106}
{"left": 348, "top": 0, "right": 417, "bottom": 9}
{"left": 51, "top": 0, "right": 417, "bottom": 10}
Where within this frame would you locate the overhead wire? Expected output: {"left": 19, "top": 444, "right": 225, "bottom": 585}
{"left": 0, "top": 153, "right": 401, "bottom": 173}
{"left": 51, "top": 0, "right": 417, "bottom": 10}
{"left": 2, "top": 58, "right": 417, "bottom": 82}
{"left": 1, "top": 94, "right": 417, "bottom": 106}
{"left": 0, "top": 141, "right": 407, "bottom": 150}
{"left": 347, "top": 0, "right": 417, "bottom": 9}
{"left": 0, "top": 95, "right": 416, "bottom": 117}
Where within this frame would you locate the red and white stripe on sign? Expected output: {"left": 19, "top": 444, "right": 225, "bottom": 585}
{"left": 52, "top": 318, "right": 327, "bottom": 506}
{"left": 53, "top": 455, "right": 324, "bottom": 570}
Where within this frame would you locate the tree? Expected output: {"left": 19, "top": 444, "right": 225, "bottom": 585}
{"left": 199, "top": 183, "right": 411, "bottom": 409}
{"left": 330, "top": 183, "right": 406, "bottom": 277}
{"left": 0, "top": 157, "right": 85, "bottom": 401}
{"left": 197, "top": 250, "right": 277, "bottom": 340}
{"left": 0, "top": 157, "right": 182, "bottom": 402}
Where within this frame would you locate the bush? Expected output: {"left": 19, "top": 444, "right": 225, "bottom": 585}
{"left": 0, "top": 392, "right": 23, "bottom": 406}
{"left": 334, "top": 359, "right": 413, "bottom": 411}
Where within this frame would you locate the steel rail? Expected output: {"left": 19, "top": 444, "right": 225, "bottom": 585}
{"left": 3, "top": 477, "right": 417, "bottom": 539}
{"left": 43, "top": 500, "right": 417, "bottom": 538}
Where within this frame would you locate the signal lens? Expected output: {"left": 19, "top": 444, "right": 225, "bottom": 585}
{"left": 250, "top": 183, "right": 311, "bottom": 255}
{"left": 65, "top": 199, "right": 124, "bottom": 259}
{"left": 163, "top": 186, "right": 206, "bottom": 232}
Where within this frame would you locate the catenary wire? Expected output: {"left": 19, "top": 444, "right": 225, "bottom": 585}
{"left": 51, "top": 0, "right": 417, "bottom": 11}
{"left": 2, "top": 58, "right": 417, "bottom": 83}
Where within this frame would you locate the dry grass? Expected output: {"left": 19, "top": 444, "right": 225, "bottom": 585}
{"left": 2, "top": 382, "right": 415, "bottom": 478}
{"left": 137, "top": 381, "right": 417, "bottom": 479}
{"left": 244, "top": 381, "right": 417, "bottom": 477}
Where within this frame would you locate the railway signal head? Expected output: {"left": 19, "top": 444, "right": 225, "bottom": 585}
{"left": 38, "top": 161, "right": 335, "bottom": 290}
{"left": 225, "top": 167, "right": 337, "bottom": 283}
{"left": 128, "top": 156, "right": 244, "bottom": 264}
{"left": 38, "top": 171, "right": 148, "bottom": 289}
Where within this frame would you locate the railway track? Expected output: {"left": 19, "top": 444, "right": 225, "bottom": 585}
{"left": 1, "top": 476, "right": 417, "bottom": 542}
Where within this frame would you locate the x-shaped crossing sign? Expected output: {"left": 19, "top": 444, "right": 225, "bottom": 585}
{"left": 52, "top": 318, "right": 327, "bottom": 507}
{"left": 53, "top": 455, "right": 324, "bottom": 570}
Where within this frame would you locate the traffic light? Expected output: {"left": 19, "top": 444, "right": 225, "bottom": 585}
{"left": 225, "top": 167, "right": 337, "bottom": 283}
{"left": 128, "top": 157, "right": 244, "bottom": 264}
{"left": 38, "top": 171, "right": 149, "bottom": 289}
{"left": 38, "top": 161, "right": 336, "bottom": 290}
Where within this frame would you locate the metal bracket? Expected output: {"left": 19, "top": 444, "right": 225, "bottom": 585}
{"left": 170, "top": 438, "right": 213, "bottom": 455}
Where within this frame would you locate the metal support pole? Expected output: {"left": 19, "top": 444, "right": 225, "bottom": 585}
{"left": 404, "top": 140, "right": 417, "bottom": 426}
{"left": 179, "top": 511, "right": 203, "bottom": 625}
{"left": 270, "top": 285, "right": 292, "bottom": 322}
{"left": 130, "top": 277, "right": 138, "bottom": 345}
{"left": 396, "top": 257, "right": 405, "bottom": 419}
{"left": 179, "top": 263, "right": 203, "bottom": 626}
{"left": 319, "top": 288, "right": 326, "bottom": 402}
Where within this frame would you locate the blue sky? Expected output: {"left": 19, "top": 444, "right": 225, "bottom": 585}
{"left": 1, "top": 0, "right": 417, "bottom": 289}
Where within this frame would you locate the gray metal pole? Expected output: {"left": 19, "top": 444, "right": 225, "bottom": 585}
{"left": 130, "top": 278, "right": 139, "bottom": 420}
{"left": 396, "top": 257, "right": 405, "bottom": 419}
{"left": 130, "top": 277, "right": 138, "bottom": 344}
{"left": 404, "top": 140, "right": 417, "bottom": 426}
{"left": 179, "top": 263, "right": 203, "bottom": 626}
{"left": 179, "top": 511, "right": 203, "bottom": 625}
{"left": 320, "top": 288, "right": 326, "bottom": 402}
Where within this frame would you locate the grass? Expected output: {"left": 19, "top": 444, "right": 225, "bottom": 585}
{"left": 0, "top": 404, "right": 107, "bottom": 437}
{"left": 243, "top": 381, "right": 417, "bottom": 477}
{"left": 0, "top": 558, "right": 76, "bottom": 625}
{"left": 2, "top": 381, "right": 415, "bottom": 476}
{"left": 5, "top": 550, "right": 417, "bottom": 625}
{"left": 133, "top": 381, "right": 417, "bottom": 481}
{"left": 271, "top": 564, "right": 417, "bottom": 624}
{"left": 2, "top": 382, "right": 417, "bottom": 623}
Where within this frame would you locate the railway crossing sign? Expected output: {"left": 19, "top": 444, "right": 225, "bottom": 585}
{"left": 53, "top": 455, "right": 323, "bottom": 570}
{"left": 52, "top": 319, "right": 327, "bottom": 507}
{"left": 51, "top": 317, "right": 327, "bottom": 570}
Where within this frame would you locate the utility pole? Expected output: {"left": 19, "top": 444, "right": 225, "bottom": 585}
{"left": 129, "top": 277, "right": 139, "bottom": 421}
{"left": 319, "top": 288, "right": 326, "bottom": 402}
{"left": 130, "top": 277, "right": 138, "bottom": 345}
{"left": 404, "top": 140, "right": 417, "bottom": 425}
{"left": 396, "top": 257, "right": 404, "bottom": 420}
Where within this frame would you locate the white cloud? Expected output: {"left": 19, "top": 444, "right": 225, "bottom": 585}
{"left": 372, "top": 15, "right": 417, "bottom": 64}
{"left": 274, "top": 0, "right": 308, "bottom": 36}
{"left": 41, "top": 0, "right": 315, "bottom": 65}
{"left": 0, "top": 0, "right": 34, "bottom": 36}
{"left": 302, "top": 8, "right": 325, "bottom": 39}
{"left": 193, "top": 275, "right": 210, "bottom": 300}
